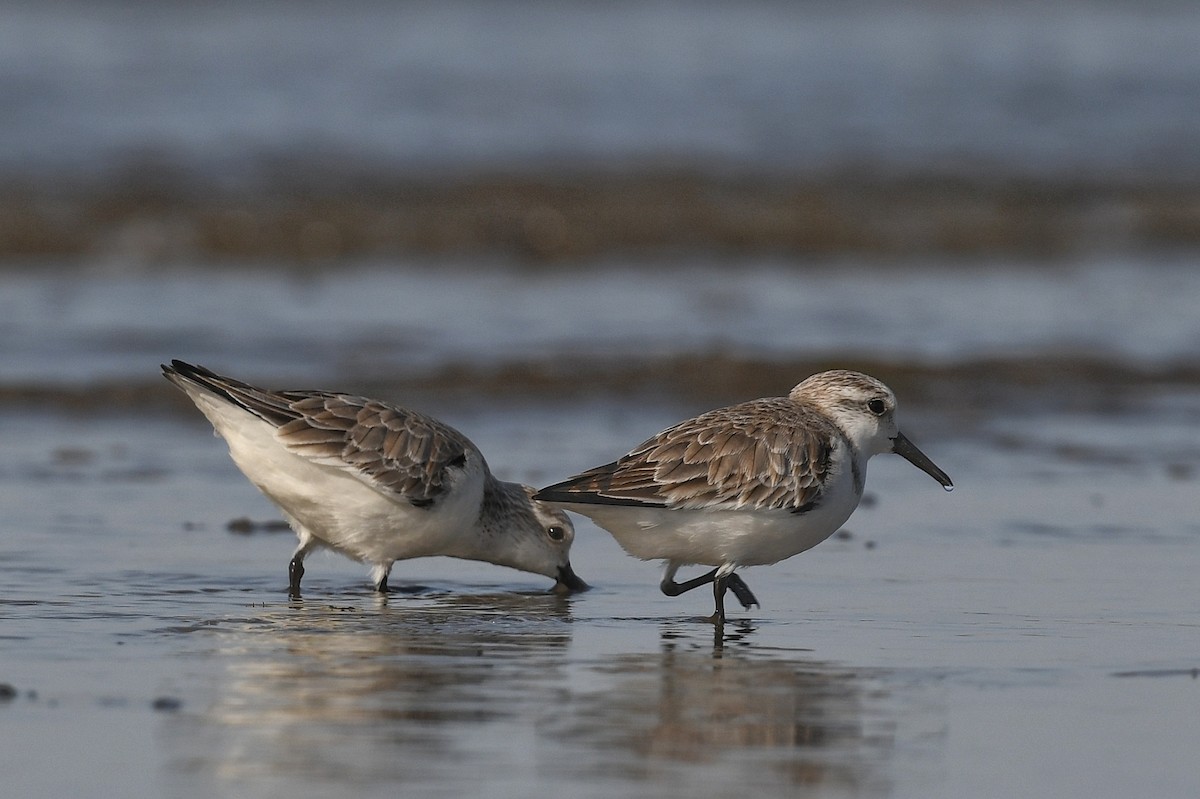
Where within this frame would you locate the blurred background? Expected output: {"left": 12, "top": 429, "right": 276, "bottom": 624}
{"left": 2, "top": 0, "right": 1198, "bottom": 414}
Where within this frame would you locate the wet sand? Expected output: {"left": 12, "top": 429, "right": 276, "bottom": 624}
{"left": 6, "top": 173, "right": 1200, "bottom": 263}
{"left": 2, "top": 374, "right": 1198, "bottom": 798}
{"left": 2, "top": 255, "right": 1197, "bottom": 798}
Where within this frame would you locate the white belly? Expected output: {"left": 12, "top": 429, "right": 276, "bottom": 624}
{"left": 189, "top": 391, "right": 484, "bottom": 565}
{"left": 561, "top": 468, "right": 863, "bottom": 568}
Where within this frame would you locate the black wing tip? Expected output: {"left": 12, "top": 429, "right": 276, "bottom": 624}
{"left": 161, "top": 360, "right": 236, "bottom": 398}
{"left": 162, "top": 359, "right": 217, "bottom": 382}
{"left": 535, "top": 461, "right": 671, "bottom": 508}
{"left": 161, "top": 359, "right": 268, "bottom": 416}
{"left": 534, "top": 485, "right": 666, "bottom": 509}
{"left": 532, "top": 486, "right": 584, "bottom": 504}
{"left": 533, "top": 473, "right": 604, "bottom": 504}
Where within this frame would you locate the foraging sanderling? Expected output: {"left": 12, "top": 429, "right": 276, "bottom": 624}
{"left": 536, "top": 370, "right": 951, "bottom": 623}
{"left": 163, "top": 360, "right": 586, "bottom": 597}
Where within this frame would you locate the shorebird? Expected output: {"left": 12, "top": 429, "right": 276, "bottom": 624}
{"left": 163, "top": 360, "right": 586, "bottom": 597}
{"left": 536, "top": 370, "right": 951, "bottom": 623}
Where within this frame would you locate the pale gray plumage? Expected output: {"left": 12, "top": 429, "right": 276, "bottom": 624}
{"left": 163, "top": 360, "right": 585, "bottom": 596}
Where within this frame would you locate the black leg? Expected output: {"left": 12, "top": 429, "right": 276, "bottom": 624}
{"left": 661, "top": 568, "right": 758, "bottom": 610}
{"left": 375, "top": 573, "right": 389, "bottom": 593}
{"left": 707, "top": 573, "right": 729, "bottom": 625}
{"left": 661, "top": 567, "right": 720, "bottom": 597}
{"left": 288, "top": 556, "right": 304, "bottom": 598}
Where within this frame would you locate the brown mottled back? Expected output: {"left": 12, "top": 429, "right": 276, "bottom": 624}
{"left": 275, "top": 394, "right": 475, "bottom": 504}
{"left": 163, "top": 360, "right": 476, "bottom": 506}
{"left": 537, "top": 397, "right": 838, "bottom": 511}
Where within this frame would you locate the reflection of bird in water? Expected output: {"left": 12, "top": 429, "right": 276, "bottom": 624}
{"left": 538, "top": 370, "right": 952, "bottom": 622}
{"left": 542, "top": 635, "right": 894, "bottom": 793}
{"left": 163, "top": 360, "right": 586, "bottom": 596}
{"left": 172, "top": 594, "right": 576, "bottom": 788}
{"left": 161, "top": 599, "right": 917, "bottom": 796}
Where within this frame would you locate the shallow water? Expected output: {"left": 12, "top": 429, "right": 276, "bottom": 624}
{"left": 5, "top": 255, "right": 1200, "bottom": 389}
{"left": 2, "top": 277, "right": 1199, "bottom": 798}
{"left": 4, "top": 0, "right": 1199, "bottom": 181}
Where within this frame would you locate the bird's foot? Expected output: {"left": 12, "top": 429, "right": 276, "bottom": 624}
{"left": 726, "top": 574, "right": 759, "bottom": 609}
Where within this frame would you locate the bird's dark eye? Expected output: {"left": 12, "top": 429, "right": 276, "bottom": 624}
{"left": 547, "top": 525, "right": 566, "bottom": 542}
{"left": 867, "top": 398, "right": 887, "bottom": 416}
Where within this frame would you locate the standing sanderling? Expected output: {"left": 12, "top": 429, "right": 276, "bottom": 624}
{"left": 163, "top": 360, "right": 586, "bottom": 597}
{"left": 536, "top": 370, "right": 951, "bottom": 623}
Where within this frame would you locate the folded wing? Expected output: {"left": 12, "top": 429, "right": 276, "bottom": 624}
{"left": 537, "top": 398, "right": 836, "bottom": 512}
{"left": 164, "top": 360, "right": 474, "bottom": 506}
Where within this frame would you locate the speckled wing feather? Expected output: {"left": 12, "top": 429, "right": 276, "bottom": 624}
{"left": 164, "top": 360, "right": 473, "bottom": 505}
{"left": 537, "top": 398, "right": 837, "bottom": 512}
{"left": 272, "top": 394, "right": 476, "bottom": 504}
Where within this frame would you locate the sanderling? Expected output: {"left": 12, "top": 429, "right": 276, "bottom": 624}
{"left": 163, "top": 360, "right": 586, "bottom": 597}
{"left": 536, "top": 370, "right": 951, "bottom": 623}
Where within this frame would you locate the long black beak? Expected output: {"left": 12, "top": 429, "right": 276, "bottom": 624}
{"left": 552, "top": 562, "right": 589, "bottom": 593}
{"left": 892, "top": 432, "right": 953, "bottom": 490}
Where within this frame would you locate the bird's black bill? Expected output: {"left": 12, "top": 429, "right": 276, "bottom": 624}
{"left": 892, "top": 432, "right": 953, "bottom": 489}
{"left": 553, "top": 562, "right": 589, "bottom": 593}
